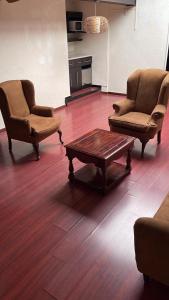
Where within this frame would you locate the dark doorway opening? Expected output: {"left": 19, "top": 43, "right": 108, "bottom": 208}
{"left": 166, "top": 48, "right": 169, "bottom": 71}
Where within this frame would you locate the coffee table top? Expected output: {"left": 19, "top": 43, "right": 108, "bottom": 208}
{"left": 66, "top": 129, "right": 134, "bottom": 160}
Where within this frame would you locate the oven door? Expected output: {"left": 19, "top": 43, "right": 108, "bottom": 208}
{"left": 69, "top": 21, "right": 83, "bottom": 32}
{"left": 82, "top": 64, "right": 92, "bottom": 87}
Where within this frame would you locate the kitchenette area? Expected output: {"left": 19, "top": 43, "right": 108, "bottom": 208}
{"left": 66, "top": 53, "right": 100, "bottom": 104}
{"left": 65, "top": 7, "right": 100, "bottom": 104}
{"left": 65, "top": 0, "right": 138, "bottom": 104}
{"left": 69, "top": 55, "right": 92, "bottom": 92}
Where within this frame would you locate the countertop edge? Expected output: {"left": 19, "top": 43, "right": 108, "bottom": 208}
{"left": 68, "top": 55, "right": 92, "bottom": 60}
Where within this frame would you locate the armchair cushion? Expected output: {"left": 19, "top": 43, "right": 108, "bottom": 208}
{"left": 109, "top": 112, "right": 157, "bottom": 133}
{"left": 22, "top": 114, "right": 61, "bottom": 135}
{"left": 113, "top": 99, "right": 135, "bottom": 116}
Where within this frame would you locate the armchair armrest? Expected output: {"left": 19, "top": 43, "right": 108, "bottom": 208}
{"left": 151, "top": 104, "right": 166, "bottom": 121}
{"left": 8, "top": 116, "right": 31, "bottom": 138}
{"left": 134, "top": 217, "right": 169, "bottom": 280}
{"left": 113, "top": 99, "right": 135, "bottom": 116}
{"left": 31, "top": 105, "right": 54, "bottom": 117}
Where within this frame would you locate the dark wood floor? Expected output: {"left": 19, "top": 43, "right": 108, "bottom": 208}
{"left": 1, "top": 92, "right": 169, "bottom": 300}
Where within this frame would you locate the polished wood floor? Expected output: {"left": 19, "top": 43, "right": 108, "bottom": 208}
{"left": 1, "top": 92, "right": 169, "bottom": 300}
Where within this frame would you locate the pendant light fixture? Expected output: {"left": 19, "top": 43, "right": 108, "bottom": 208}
{"left": 84, "top": 0, "right": 108, "bottom": 34}
{"left": 0, "top": 0, "right": 20, "bottom": 2}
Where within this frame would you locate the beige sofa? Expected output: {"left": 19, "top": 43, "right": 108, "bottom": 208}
{"left": 134, "top": 193, "right": 169, "bottom": 286}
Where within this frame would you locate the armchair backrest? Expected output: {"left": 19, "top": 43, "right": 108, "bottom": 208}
{"left": 0, "top": 80, "right": 36, "bottom": 128}
{"left": 0, "top": 80, "right": 30, "bottom": 118}
{"left": 127, "top": 69, "right": 169, "bottom": 114}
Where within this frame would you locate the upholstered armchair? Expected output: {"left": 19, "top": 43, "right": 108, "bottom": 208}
{"left": 0, "top": 80, "right": 63, "bottom": 160}
{"left": 134, "top": 193, "right": 169, "bottom": 286}
{"left": 108, "top": 69, "right": 169, "bottom": 157}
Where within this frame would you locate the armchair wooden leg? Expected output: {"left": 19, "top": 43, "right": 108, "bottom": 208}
{"left": 8, "top": 137, "right": 12, "bottom": 152}
{"left": 32, "top": 143, "right": 40, "bottom": 161}
{"left": 143, "top": 274, "right": 150, "bottom": 284}
{"left": 58, "top": 130, "right": 64, "bottom": 144}
{"left": 157, "top": 130, "right": 161, "bottom": 144}
{"left": 141, "top": 140, "right": 148, "bottom": 159}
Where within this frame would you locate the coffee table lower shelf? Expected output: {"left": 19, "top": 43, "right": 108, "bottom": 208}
{"left": 69, "top": 162, "right": 130, "bottom": 193}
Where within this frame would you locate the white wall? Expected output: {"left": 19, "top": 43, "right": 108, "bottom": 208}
{"left": 0, "top": 0, "right": 168, "bottom": 129}
{"left": 108, "top": 0, "right": 169, "bottom": 93}
{"left": 67, "top": 0, "right": 169, "bottom": 93}
{"left": 0, "top": 0, "right": 70, "bottom": 129}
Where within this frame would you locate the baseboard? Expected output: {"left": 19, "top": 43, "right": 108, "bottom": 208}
{"left": 65, "top": 85, "right": 101, "bottom": 105}
{"left": 101, "top": 91, "right": 127, "bottom": 96}
{"left": 0, "top": 127, "right": 5, "bottom": 133}
{"left": 54, "top": 104, "right": 66, "bottom": 112}
{"left": 65, "top": 96, "right": 72, "bottom": 105}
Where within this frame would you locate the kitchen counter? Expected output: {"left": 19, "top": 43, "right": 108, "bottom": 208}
{"left": 68, "top": 55, "right": 92, "bottom": 60}
{"left": 68, "top": 56, "right": 92, "bottom": 94}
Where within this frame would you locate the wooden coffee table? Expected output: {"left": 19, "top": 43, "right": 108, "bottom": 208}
{"left": 65, "top": 129, "right": 134, "bottom": 193}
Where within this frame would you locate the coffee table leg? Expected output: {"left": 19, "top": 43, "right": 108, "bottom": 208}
{"left": 126, "top": 149, "right": 132, "bottom": 172}
{"left": 68, "top": 157, "right": 74, "bottom": 182}
{"left": 101, "top": 165, "right": 107, "bottom": 193}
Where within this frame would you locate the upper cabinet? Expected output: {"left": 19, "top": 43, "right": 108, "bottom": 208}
{"left": 81, "top": 0, "right": 136, "bottom": 6}
{"left": 66, "top": 11, "right": 85, "bottom": 42}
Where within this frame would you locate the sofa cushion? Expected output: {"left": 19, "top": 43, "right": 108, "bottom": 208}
{"left": 109, "top": 112, "right": 157, "bottom": 133}
{"left": 154, "top": 194, "right": 169, "bottom": 223}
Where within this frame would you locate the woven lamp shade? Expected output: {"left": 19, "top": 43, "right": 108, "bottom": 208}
{"left": 0, "top": 0, "right": 20, "bottom": 2}
{"left": 84, "top": 16, "right": 108, "bottom": 34}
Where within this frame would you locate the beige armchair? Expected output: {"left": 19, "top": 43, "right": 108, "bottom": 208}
{"left": 108, "top": 69, "right": 169, "bottom": 157}
{"left": 0, "top": 80, "right": 63, "bottom": 160}
{"left": 134, "top": 193, "right": 169, "bottom": 286}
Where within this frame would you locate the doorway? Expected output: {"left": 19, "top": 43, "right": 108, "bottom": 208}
{"left": 166, "top": 48, "right": 169, "bottom": 71}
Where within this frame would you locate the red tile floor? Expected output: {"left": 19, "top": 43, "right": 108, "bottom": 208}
{"left": 0, "top": 92, "right": 169, "bottom": 299}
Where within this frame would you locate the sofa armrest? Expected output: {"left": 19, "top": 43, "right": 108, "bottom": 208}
{"left": 151, "top": 104, "right": 166, "bottom": 121}
{"left": 134, "top": 217, "right": 169, "bottom": 282}
{"left": 113, "top": 99, "right": 135, "bottom": 116}
{"left": 31, "top": 105, "right": 54, "bottom": 117}
{"left": 8, "top": 116, "right": 31, "bottom": 138}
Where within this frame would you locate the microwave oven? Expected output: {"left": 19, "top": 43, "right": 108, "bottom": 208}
{"left": 69, "top": 21, "right": 83, "bottom": 32}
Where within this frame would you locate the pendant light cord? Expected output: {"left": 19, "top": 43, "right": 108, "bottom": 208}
{"left": 95, "top": 1, "right": 97, "bottom": 16}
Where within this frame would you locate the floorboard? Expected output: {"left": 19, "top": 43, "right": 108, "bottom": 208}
{"left": 0, "top": 92, "right": 169, "bottom": 299}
